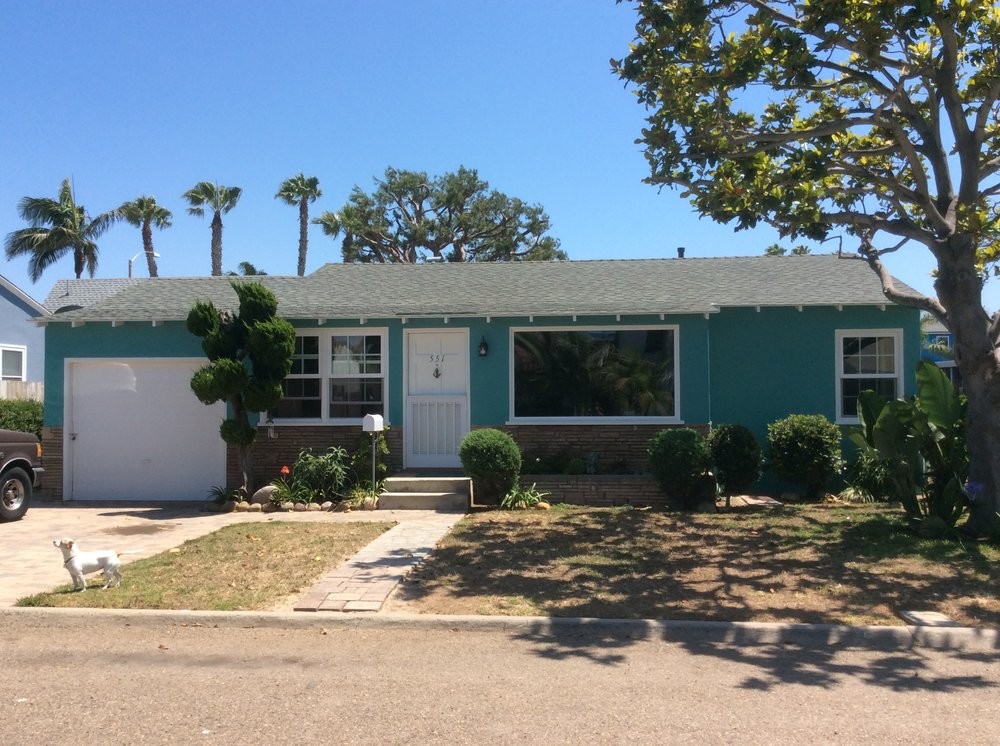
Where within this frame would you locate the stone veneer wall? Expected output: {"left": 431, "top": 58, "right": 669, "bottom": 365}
{"left": 228, "top": 425, "right": 405, "bottom": 491}
{"left": 40, "top": 426, "right": 63, "bottom": 500}
{"left": 500, "top": 423, "right": 706, "bottom": 474}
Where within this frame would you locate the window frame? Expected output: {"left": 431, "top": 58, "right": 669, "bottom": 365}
{"left": 835, "top": 328, "right": 903, "bottom": 424}
{"left": 0, "top": 344, "right": 26, "bottom": 382}
{"left": 271, "top": 328, "right": 388, "bottom": 425}
{"left": 508, "top": 324, "right": 681, "bottom": 425}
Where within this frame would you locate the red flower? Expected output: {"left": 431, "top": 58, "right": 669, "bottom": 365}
{"left": 280, "top": 465, "right": 290, "bottom": 476}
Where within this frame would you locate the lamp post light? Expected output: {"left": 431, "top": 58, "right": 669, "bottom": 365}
{"left": 128, "top": 251, "right": 161, "bottom": 278}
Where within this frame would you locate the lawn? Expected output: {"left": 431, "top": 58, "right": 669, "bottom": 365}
{"left": 17, "top": 521, "right": 393, "bottom": 611}
{"left": 383, "top": 503, "right": 1000, "bottom": 627}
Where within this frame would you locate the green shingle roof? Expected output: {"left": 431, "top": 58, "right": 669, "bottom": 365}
{"left": 41, "top": 255, "right": 912, "bottom": 323}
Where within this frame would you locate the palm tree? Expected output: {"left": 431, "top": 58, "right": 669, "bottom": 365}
{"left": 182, "top": 182, "right": 242, "bottom": 276}
{"left": 4, "top": 178, "right": 119, "bottom": 281}
{"left": 119, "top": 195, "right": 172, "bottom": 277}
{"left": 275, "top": 173, "right": 321, "bottom": 276}
{"left": 228, "top": 261, "right": 267, "bottom": 276}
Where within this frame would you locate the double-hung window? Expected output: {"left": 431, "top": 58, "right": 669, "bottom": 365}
{"left": 272, "top": 330, "right": 386, "bottom": 422}
{"left": 836, "top": 329, "right": 902, "bottom": 422}
{"left": 1, "top": 345, "right": 26, "bottom": 381}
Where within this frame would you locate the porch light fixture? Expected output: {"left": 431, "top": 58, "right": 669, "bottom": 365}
{"left": 478, "top": 337, "right": 489, "bottom": 357}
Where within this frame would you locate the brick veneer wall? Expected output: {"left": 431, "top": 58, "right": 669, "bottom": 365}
{"left": 526, "top": 474, "right": 666, "bottom": 507}
{"left": 40, "top": 426, "right": 63, "bottom": 501}
{"left": 500, "top": 423, "right": 707, "bottom": 474}
{"left": 228, "top": 425, "right": 405, "bottom": 490}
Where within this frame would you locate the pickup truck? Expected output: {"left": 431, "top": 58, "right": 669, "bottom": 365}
{"left": 0, "top": 429, "right": 43, "bottom": 521}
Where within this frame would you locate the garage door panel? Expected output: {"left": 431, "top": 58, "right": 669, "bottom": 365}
{"left": 68, "top": 360, "right": 226, "bottom": 501}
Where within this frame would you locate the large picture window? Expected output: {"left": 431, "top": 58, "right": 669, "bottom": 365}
{"left": 513, "top": 327, "right": 677, "bottom": 420}
{"left": 271, "top": 330, "right": 386, "bottom": 422}
{"left": 1, "top": 346, "right": 25, "bottom": 381}
{"left": 836, "top": 329, "right": 902, "bottom": 422}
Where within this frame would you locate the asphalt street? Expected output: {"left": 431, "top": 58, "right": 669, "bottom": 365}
{"left": 3, "top": 609, "right": 999, "bottom": 745}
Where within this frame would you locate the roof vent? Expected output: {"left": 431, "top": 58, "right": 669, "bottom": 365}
{"left": 677, "top": 246, "right": 686, "bottom": 259}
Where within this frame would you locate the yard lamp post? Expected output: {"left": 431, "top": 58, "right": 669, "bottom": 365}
{"left": 128, "top": 251, "right": 161, "bottom": 278}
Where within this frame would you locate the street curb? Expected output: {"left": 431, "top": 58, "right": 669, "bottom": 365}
{"left": 5, "top": 606, "right": 999, "bottom": 652}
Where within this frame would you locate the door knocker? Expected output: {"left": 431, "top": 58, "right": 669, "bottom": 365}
{"left": 433, "top": 365, "right": 442, "bottom": 379}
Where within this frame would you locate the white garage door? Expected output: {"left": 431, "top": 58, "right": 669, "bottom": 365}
{"left": 66, "top": 359, "right": 227, "bottom": 501}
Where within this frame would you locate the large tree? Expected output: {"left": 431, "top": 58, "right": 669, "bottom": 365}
{"left": 183, "top": 182, "right": 242, "bottom": 276}
{"left": 275, "top": 173, "right": 322, "bottom": 276}
{"left": 614, "top": 0, "right": 1000, "bottom": 534}
{"left": 4, "top": 178, "right": 119, "bottom": 281}
{"left": 119, "top": 195, "right": 172, "bottom": 278}
{"left": 314, "top": 166, "right": 566, "bottom": 263}
{"left": 187, "top": 281, "right": 295, "bottom": 491}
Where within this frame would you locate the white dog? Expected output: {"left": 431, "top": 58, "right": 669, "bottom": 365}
{"left": 52, "top": 538, "right": 123, "bottom": 591}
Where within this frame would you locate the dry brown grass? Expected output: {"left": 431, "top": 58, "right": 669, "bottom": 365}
{"left": 385, "top": 503, "right": 1000, "bottom": 627}
{"left": 18, "top": 521, "right": 393, "bottom": 611}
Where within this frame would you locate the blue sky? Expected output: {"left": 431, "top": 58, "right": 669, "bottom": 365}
{"left": 2, "top": 0, "right": 992, "bottom": 310}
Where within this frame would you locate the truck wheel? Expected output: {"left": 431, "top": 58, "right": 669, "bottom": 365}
{"left": 0, "top": 467, "right": 32, "bottom": 521}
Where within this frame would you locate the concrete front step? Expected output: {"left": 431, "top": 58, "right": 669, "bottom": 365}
{"left": 380, "top": 476, "right": 471, "bottom": 511}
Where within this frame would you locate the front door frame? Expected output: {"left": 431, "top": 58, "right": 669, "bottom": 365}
{"left": 403, "top": 328, "right": 470, "bottom": 469}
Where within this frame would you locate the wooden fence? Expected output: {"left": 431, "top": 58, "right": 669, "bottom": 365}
{"left": 0, "top": 381, "right": 44, "bottom": 401}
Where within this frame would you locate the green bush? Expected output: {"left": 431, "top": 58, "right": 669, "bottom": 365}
{"left": 844, "top": 450, "right": 894, "bottom": 502}
{"left": 648, "top": 428, "right": 711, "bottom": 509}
{"left": 767, "top": 414, "right": 842, "bottom": 499}
{"left": 499, "top": 482, "right": 550, "bottom": 510}
{"left": 708, "top": 424, "right": 762, "bottom": 500}
{"left": 459, "top": 428, "right": 522, "bottom": 504}
{"left": 0, "top": 399, "right": 43, "bottom": 437}
{"left": 285, "top": 446, "right": 349, "bottom": 503}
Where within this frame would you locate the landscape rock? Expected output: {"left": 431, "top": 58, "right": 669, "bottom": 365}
{"left": 250, "top": 485, "right": 277, "bottom": 505}
{"left": 307, "top": 502, "right": 322, "bottom": 511}
{"left": 234, "top": 501, "right": 251, "bottom": 512}
{"left": 248, "top": 503, "right": 263, "bottom": 512}
{"left": 293, "top": 502, "right": 307, "bottom": 512}
{"left": 280, "top": 501, "right": 295, "bottom": 512}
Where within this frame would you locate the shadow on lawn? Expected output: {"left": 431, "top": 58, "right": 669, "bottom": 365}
{"left": 394, "top": 505, "right": 1000, "bottom": 627}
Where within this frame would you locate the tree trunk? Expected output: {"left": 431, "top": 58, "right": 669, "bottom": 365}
{"left": 297, "top": 199, "right": 308, "bottom": 277}
{"left": 211, "top": 212, "right": 223, "bottom": 276}
{"left": 934, "top": 239, "right": 1000, "bottom": 536}
{"left": 142, "top": 220, "right": 159, "bottom": 278}
{"left": 73, "top": 248, "right": 84, "bottom": 279}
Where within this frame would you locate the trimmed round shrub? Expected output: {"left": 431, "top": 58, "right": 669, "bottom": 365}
{"left": 459, "top": 428, "right": 522, "bottom": 504}
{"left": 648, "top": 428, "right": 711, "bottom": 509}
{"left": 767, "top": 414, "right": 842, "bottom": 499}
{"left": 708, "top": 423, "right": 762, "bottom": 496}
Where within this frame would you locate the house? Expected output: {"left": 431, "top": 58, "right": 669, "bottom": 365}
{"left": 920, "top": 317, "right": 960, "bottom": 388}
{"left": 38, "top": 254, "right": 921, "bottom": 502}
{"left": 0, "top": 274, "right": 48, "bottom": 399}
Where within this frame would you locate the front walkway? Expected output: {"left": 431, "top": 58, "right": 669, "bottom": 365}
{"left": 291, "top": 511, "right": 464, "bottom": 612}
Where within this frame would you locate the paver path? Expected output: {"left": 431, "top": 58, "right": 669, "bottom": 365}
{"left": 1, "top": 503, "right": 464, "bottom": 609}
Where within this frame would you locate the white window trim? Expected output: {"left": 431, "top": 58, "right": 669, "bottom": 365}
{"left": 835, "top": 328, "right": 903, "bottom": 424}
{"left": 272, "top": 328, "right": 389, "bottom": 425}
{"left": 1, "top": 344, "right": 27, "bottom": 381}
{"left": 508, "top": 324, "right": 682, "bottom": 425}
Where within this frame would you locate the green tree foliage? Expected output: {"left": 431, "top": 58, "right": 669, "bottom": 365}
{"left": 0, "top": 399, "right": 43, "bottom": 438}
{"left": 767, "top": 414, "right": 842, "bottom": 500}
{"left": 615, "top": 0, "right": 1000, "bottom": 535}
{"left": 186, "top": 281, "right": 295, "bottom": 490}
{"left": 648, "top": 427, "right": 712, "bottom": 509}
{"left": 708, "top": 423, "right": 762, "bottom": 505}
{"left": 183, "top": 182, "right": 243, "bottom": 277}
{"left": 275, "top": 173, "right": 322, "bottom": 277}
{"left": 4, "top": 178, "right": 119, "bottom": 281}
{"left": 314, "top": 166, "right": 566, "bottom": 263}
{"left": 119, "top": 195, "right": 172, "bottom": 278}
{"left": 459, "top": 428, "right": 522, "bottom": 504}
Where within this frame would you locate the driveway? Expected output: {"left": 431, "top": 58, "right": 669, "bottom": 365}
{"left": 0, "top": 502, "right": 444, "bottom": 606}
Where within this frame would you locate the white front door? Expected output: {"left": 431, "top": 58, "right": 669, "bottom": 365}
{"left": 404, "top": 330, "right": 469, "bottom": 468}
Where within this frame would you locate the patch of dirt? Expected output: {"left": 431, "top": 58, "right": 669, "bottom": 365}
{"left": 384, "top": 503, "right": 1000, "bottom": 627}
{"left": 100, "top": 523, "right": 181, "bottom": 536}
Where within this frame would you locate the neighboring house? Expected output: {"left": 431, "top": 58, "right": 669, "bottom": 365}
{"left": 38, "top": 255, "right": 921, "bottom": 502}
{"left": 0, "top": 274, "right": 48, "bottom": 396}
{"left": 921, "top": 317, "right": 961, "bottom": 388}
